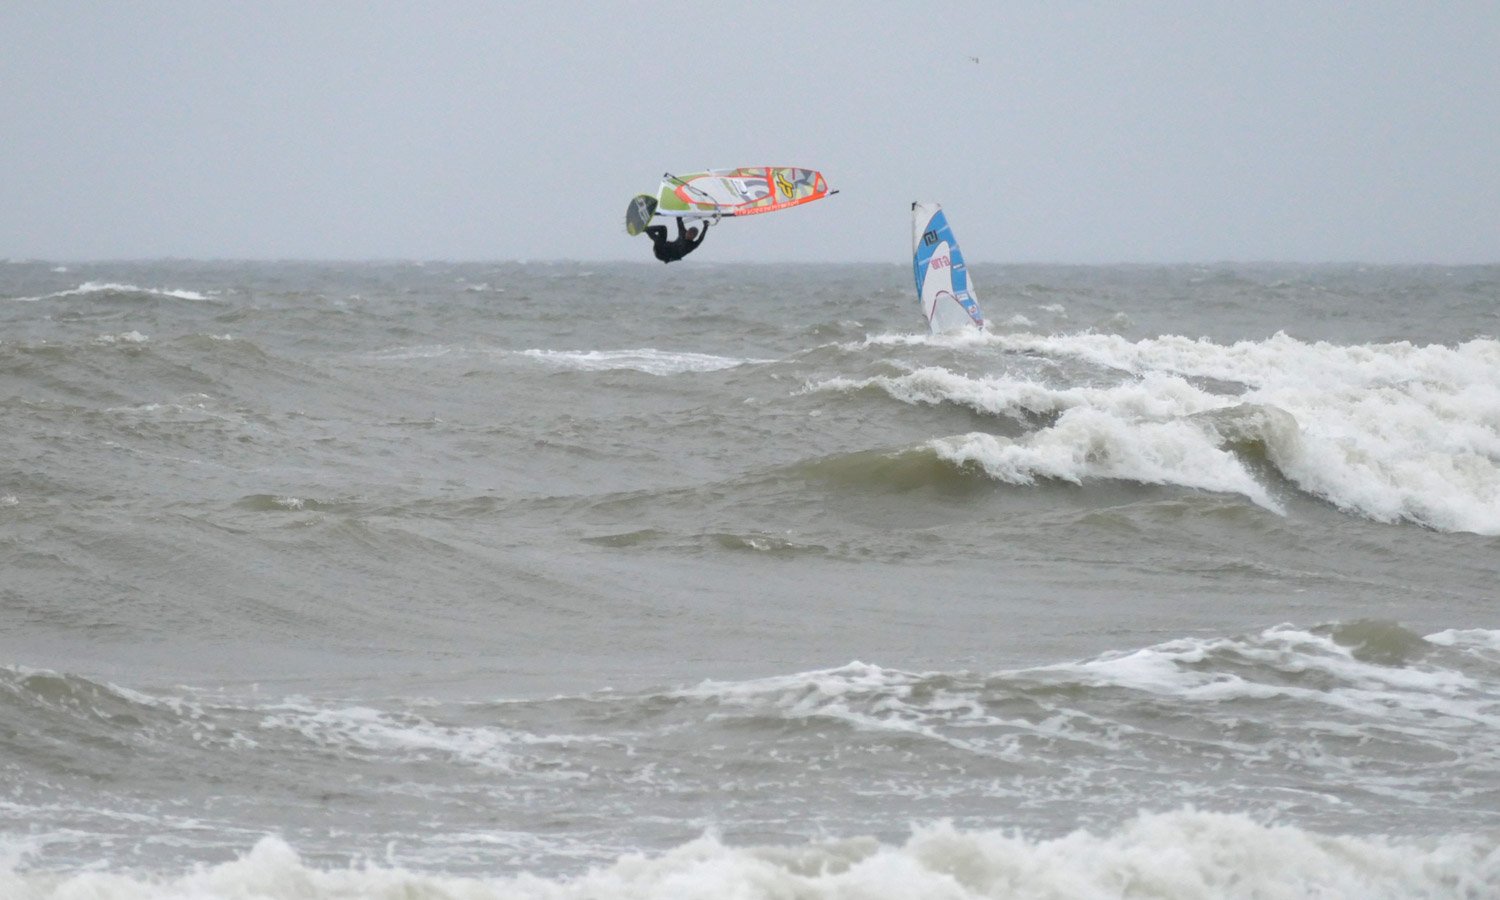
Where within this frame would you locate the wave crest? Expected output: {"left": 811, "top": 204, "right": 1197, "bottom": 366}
{"left": 5, "top": 811, "right": 1495, "bottom": 899}
{"left": 808, "top": 331, "right": 1500, "bottom": 533}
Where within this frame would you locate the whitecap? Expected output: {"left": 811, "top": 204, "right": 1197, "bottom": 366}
{"left": 12, "top": 281, "right": 212, "bottom": 302}
{"left": 92, "top": 331, "right": 149, "bottom": 345}
{"left": 521, "top": 348, "right": 771, "bottom": 375}
{"left": 2, "top": 812, "right": 1494, "bottom": 899}
{"left": 815, "top": 329, "right": 1500, "bottom": 534}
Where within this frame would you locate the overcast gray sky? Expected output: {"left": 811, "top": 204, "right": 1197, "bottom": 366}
{"left": 3, "top": 2, "right": 1497, "bottom": 263}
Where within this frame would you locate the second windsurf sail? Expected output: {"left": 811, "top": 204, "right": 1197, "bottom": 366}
{"left": 912, "top": 201, "right": 985, "bottom": 333}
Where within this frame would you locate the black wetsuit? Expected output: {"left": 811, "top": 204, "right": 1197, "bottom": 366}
{"left": 645, "top": 219, "right": 708, "bottom": 263}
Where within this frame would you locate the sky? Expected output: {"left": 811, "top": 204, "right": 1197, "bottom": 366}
{"left": 2, "top": 2, "right": 1497, "bottom": 264}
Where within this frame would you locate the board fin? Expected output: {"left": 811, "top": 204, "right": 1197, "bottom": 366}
{"left": 625, "top": 194, "right": 658, "bottom": 236}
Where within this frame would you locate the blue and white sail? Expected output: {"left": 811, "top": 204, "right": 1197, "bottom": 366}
{"left": 912, "top": 201, "right": 985, "bottom": 333}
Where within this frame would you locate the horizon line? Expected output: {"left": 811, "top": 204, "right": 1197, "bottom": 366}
{"left": 7, "top": 256, "right": 1499, "bottom": 268}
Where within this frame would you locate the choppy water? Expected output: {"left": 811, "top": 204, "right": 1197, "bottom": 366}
{"left": 2, "top": 260, "right": 1499, "bottom": 898}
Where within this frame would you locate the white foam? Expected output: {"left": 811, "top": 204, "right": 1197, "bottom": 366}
{"left": 255, "top": 702, "right": 527, "bottom": 773}
{"left": 814, "top": 367, "right": 1284, "bottom": 511}
{"left": 932, "top": 419, "right": 1283, "bottom": 512}
{"left": 3, "top": 812, "right": 1494, "bottom": 899}
{"left": 674, "top": 660, "right": 915, "bottom": 703}
{"left": 522, "top": 348, "right": 771, "bottom": 375}
{"left": 1045, "top": 625, "right": 1500, "bottom": 731}
{"left": 1427, "top": 628, "right": 1500, "bottom": 657}
{"left": 92, "top": 331, "right": 149, "bottom": 345}
{"left": 670, "top": 663, "right": 1021, "bottom": 757}
{"left": 10, "top": 281, "right": 211, "bottom": 303}
{"left": 816, "top": 330, "right": 1500, "bottom": 533}
{"left": 1004, "top": 332, "right": 1500, "bottom": 533}
{"left": 667, "top": 628, "right": 1500, "bottom": 755}
{"left": 859, "top": 327, "right": 994, "bottom": 350}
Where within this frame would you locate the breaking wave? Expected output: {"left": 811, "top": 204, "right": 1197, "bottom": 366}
{"left": 810, "top": 330, "right": 1500, "bottom": 533}
{"left": 3, "top": 812, "right": 1496, "bottom": 900}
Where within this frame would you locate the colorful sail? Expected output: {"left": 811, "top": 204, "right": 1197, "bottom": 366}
{"left": 912, "top": 201, "right": 984, "bottom": 333}
{"left": 654, "top": 167, "right": 831, "bottom": 221}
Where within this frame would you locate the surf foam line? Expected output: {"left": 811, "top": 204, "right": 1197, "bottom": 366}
{"left": 9, "top": 281, "right": 212, "bottom": 302}
{"left": 521, "top": 348, "right": 773, "bottom": 375}
{"left": 3, "top": 811, "right": 1495, "bottom": 899}
{"left": 666, "top": 622, "right": 1500, "bottom": 751}
{"left": 814, "top": 331, "right": 1500, "bottom": 533}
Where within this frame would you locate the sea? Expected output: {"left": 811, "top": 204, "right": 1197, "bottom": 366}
{"left": 2, "top": 259, "right": 1498, "bottom": 898}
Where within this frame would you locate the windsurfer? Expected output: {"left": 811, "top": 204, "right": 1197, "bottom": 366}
{"left": 644, "top": 218, "right": 708, "bottom": 263}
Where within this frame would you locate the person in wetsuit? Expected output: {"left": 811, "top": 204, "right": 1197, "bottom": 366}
{"left": 644, "top": 218, "right": 709, "bottom": 263}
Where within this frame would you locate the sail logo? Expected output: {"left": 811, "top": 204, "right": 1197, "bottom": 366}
{"left": 775, "top": 170, "right": 796, "bottom": 198}
{"left": 922, "top": 230, "right": 939, "bottom": 246}
{"left": 930, "top": 255, "right": 951, "bottom": 269}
